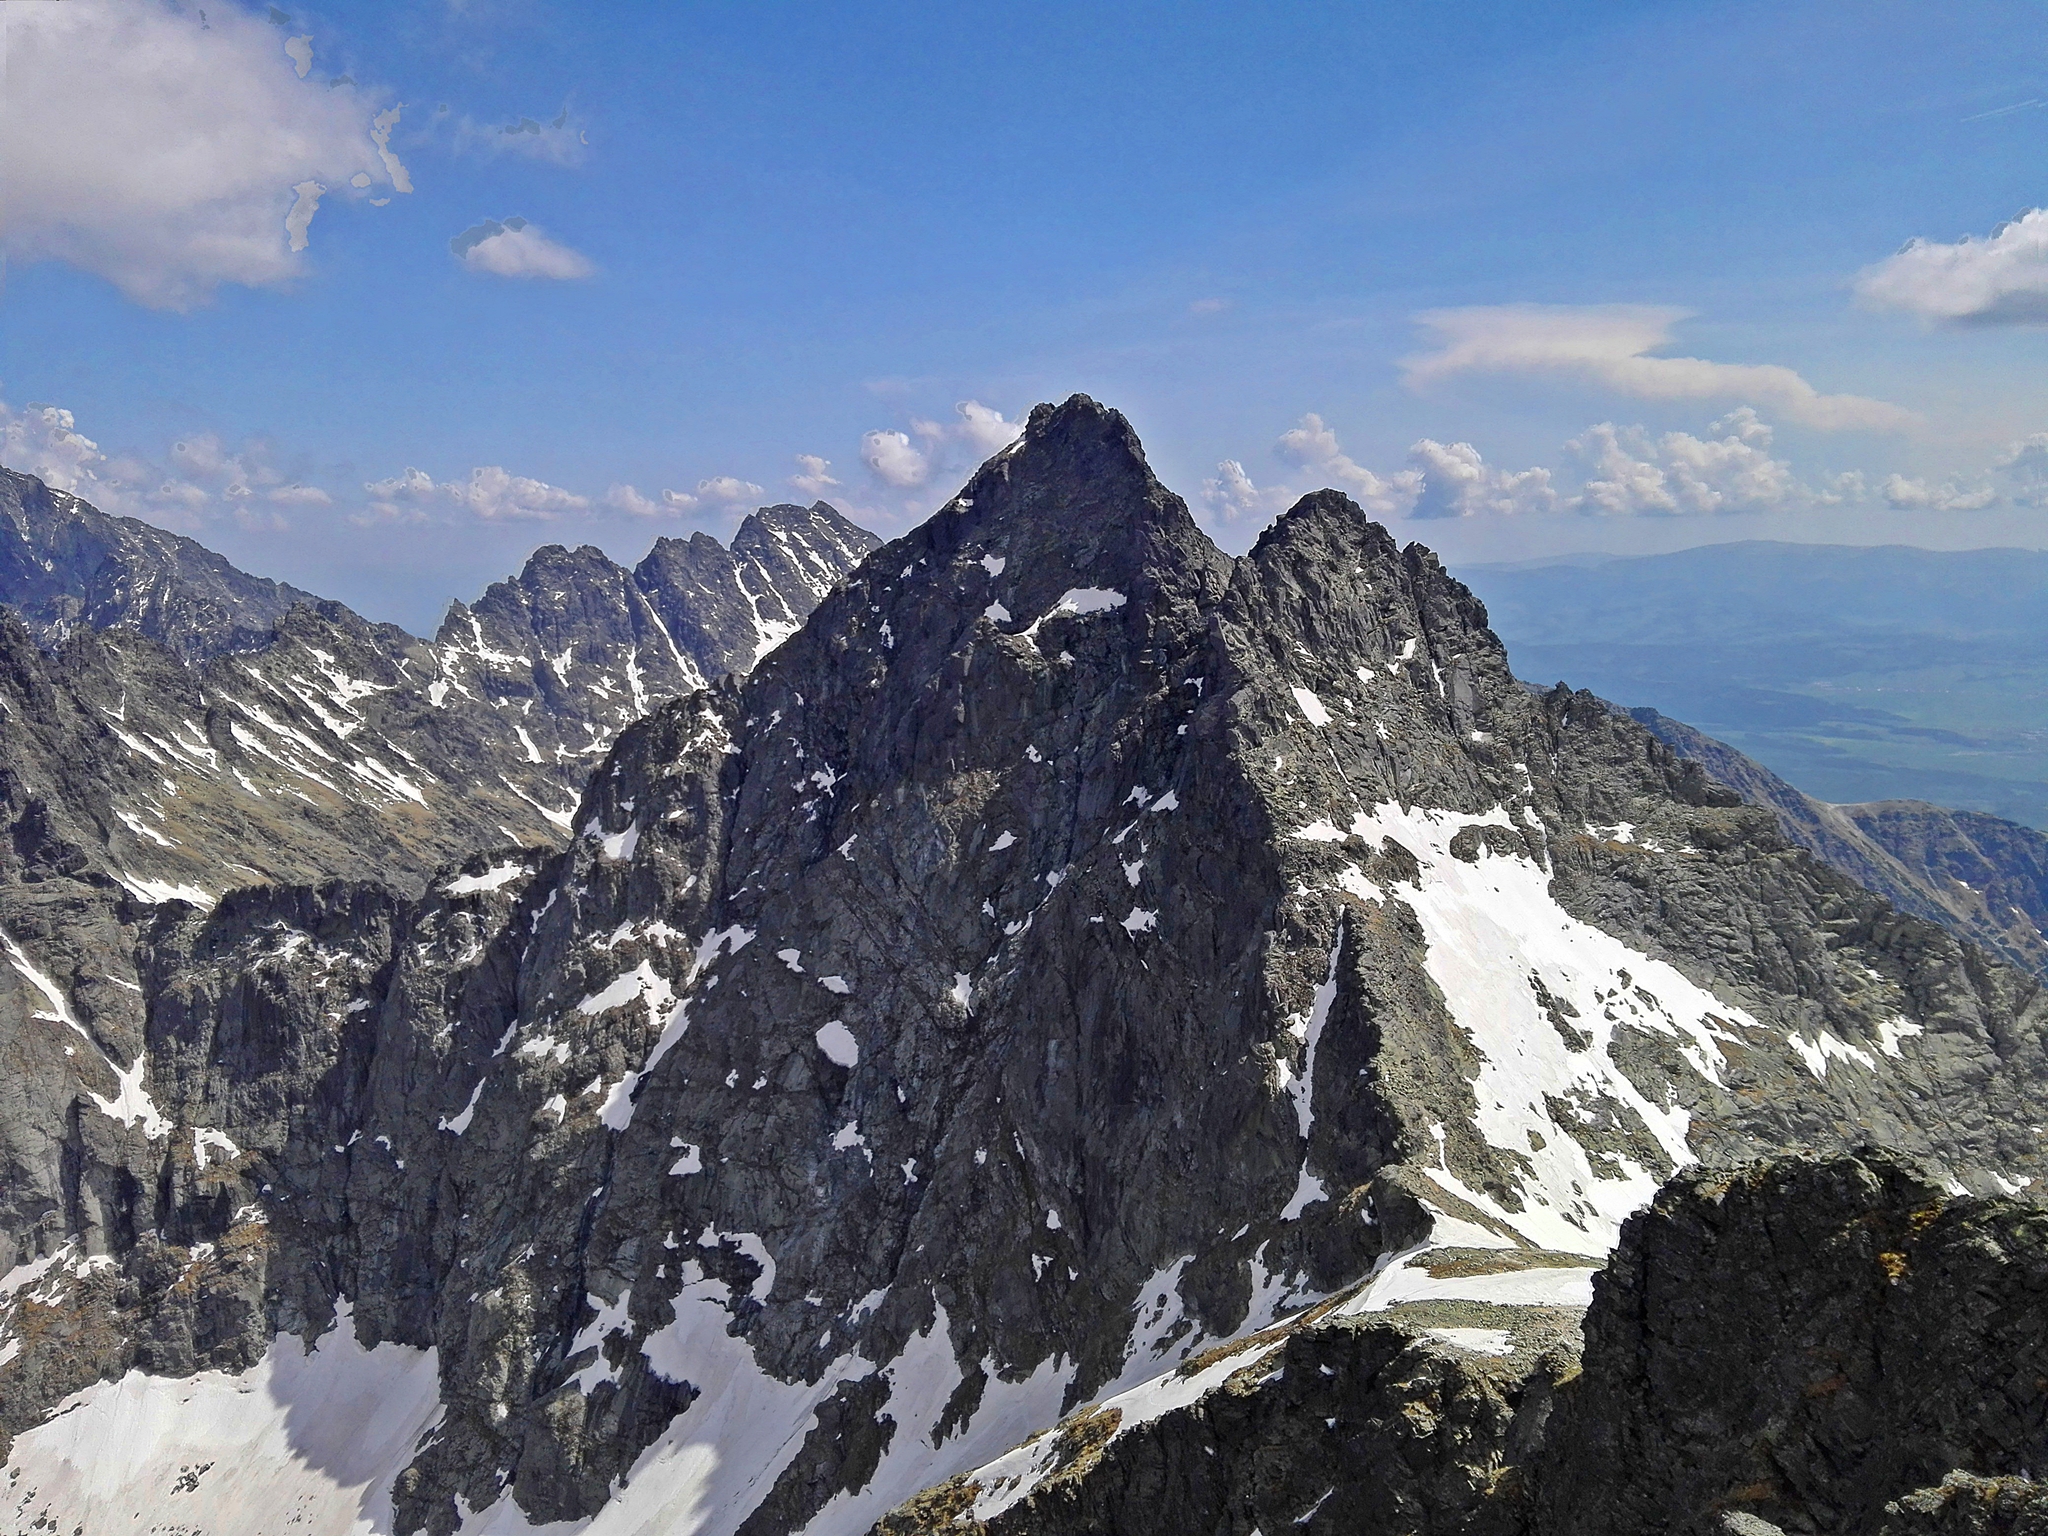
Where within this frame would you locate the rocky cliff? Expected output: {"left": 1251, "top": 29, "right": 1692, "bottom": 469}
{"left": 1632, "top": 706, "right": 2048, "bottom": 981}
{"left": 0, "top": 399, "right": 2045, "bottom": 1536}
{"left": 881, "top": 1148, "right": 2048, "bottom": 1536}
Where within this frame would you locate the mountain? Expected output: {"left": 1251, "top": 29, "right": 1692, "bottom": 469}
{"left": 0, "top": 466, "right": 322, "bottom": 662}
{"left": 1458, "top": 541, "right": 2048, "bottom": 830}
{"left": 2, "top": 399, "right": 2047, "bottom": 1535}
{"left": 0, "top": 480, "right": 878, "bottom": 903}
{"left": 1630, "top": 706, "right": 2048, "bottom": 981}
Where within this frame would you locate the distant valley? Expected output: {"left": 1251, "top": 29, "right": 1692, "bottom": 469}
{"left": 1460, "top": 541, "right": 2048, "bottom": 831}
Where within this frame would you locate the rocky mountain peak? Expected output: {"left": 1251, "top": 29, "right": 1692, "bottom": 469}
{"left": 0, "top": 465, "right": 320, "bottom": 662}
{"left": 7, "top": 406, "right": 2048, "bottom": 1536}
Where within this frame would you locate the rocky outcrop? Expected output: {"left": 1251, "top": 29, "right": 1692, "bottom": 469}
{"left": 1631, "top": 707, "right": 2048, "bottom": 980}
{"left": 881, "top": 1148, "right": 2048, "bottom": 1536}
{"left": 6, "top": 400, "right": 2048, "bottom": 1535}
{"left": 1531, "top": 1149, "right": 2048, "bottom": 1535}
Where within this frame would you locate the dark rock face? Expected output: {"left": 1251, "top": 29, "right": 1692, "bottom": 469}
{"left": 879, "top": 1296, "right": 1583, "bottom": 1536}
{"left": 6, "top": 400, "right": 2048, "bottom": 1534}
{"left": 881, "top": 1149, "right": 2048, "bottom": 1536}
{"left": 0, "top": 467, "right": 320, "bottom": 663}
{"left": 1532, "top": 1150, "right": 2048, "bottom": 1535}
{"left": 1631, "top": 706, "right": 2048, "bottom": 981}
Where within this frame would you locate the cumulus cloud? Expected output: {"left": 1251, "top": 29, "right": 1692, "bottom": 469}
{"left": 0, "top": 399, "right": 337, "bottom": 529}
{"left": 947, "top": 401, "right": 1026, "bottom": 458}
{"left": 790, "top": 455, "right": 842, "bottom": 498}
{"left": 653, "top": 476, "right": 767, "bottom": 513}
{"left": 1403, "top": 305, "right": 1912, "bottom": 432}
{"left": 605, "top": 484, "right": 666, "bottom": 517}
{"left": 1855, "top": 209, "right": 2048, "bottom": 326}
{"left": 1, "top": 402, "right": 111, "bottom": 496}
{"left": 1198, "top": 405, "right": 1882, "bottom": 526}
{"left": 1203, "top": 414, "right": 1422, "bottom": 521}
{"left": 1564, "top": 410, "right": 1799, "bottom": 516}
{"left": 449, "top": 217, "right": 594, "bottom": 280}
{"left": 862, "top": 430, "right": 930, "bottom": 489}
{"left": 364, "top": 465, "right": 589, "bottom": 523}
{"left": 1879, "top": 474, "right": 1997, "bottom": 512}
{"left": 1200, "top": 459, "right": 1281, "bottom": 522}
{"left": 4, "top": 0, "right": 409, "bottom": 308}
{"left": 1406, "top": 439, "right": 1558, "bottom": 518}
{"left": 1995, "top": 434, "right": 2048, "bottom": 503}
{"left": 859, "top": 401, "right": 1024, "bottom": 493}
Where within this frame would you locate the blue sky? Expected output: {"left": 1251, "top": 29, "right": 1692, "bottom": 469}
{"left": 6, "top": 0, "right": 2048, "bottom": 632}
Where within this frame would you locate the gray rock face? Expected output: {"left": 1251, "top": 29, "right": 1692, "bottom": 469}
{"left": 1531, "top": 1149, "right": 2048, "bottom": 1535}
{"left": 1632, "top": 706, "right": 2048, "bottom": 980}
{"left": 4, "top": 399, "right": 2048, "bottom": 1535}
{"left": 0, "top": 467, "right": 320, "bottom": 663}
{"left": 880, "top": 1149, "right": 2048, "bottom": 1536}
{"left": 0, "top": 484, "right": 878, "bottom": 906}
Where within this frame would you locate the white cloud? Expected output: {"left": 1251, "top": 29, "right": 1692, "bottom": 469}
{"left": 862, "top": 430, "right": 929, "bottom": 488}
{"left": 860, "top": 401, "right": 1023, "bottom": 493}
{"left": 1880, "top": 474, "right": 1997, "bottom": 512}
{"left": 1403, "top": 305, "right": 1912, "bottom": 432}
{"left": 948, "top": 401, "right": 1025, "bottom": 457}
{"left": 651, "top": 476, "right": 767, "bottom": 513}
{"left": 449, "top": 217, "right": 594, "bottom": 280}
{"left": 697, "top": 476, "right": 764, "bottom": 504}
{"left": 1855, "top": 209, "right": 2048, "bottom": 326}
{"left": 1566, "top": 410, "right": 1799, "bottom": 516}
{"left": 1273, "top": 414, "right": 1423, "bottom": 516}
{"left": 1199, "top": 405, "right": 1863, "bottom": 527}
{"left": 3, "top": 0, "right": 408, "bottom": 309}
{"left": 1200, "top": 459, "right": 1282, "bottom": 522}
{"left": 1, "top": 402, "right": 110, "bottom": 495}
{"left": 605, "top": 484, "right": 666, "bottom": 517}
{"left": 1406, "top": 439, "right": 1558, "bottom": 518}
{"left": 1995, "top": 433, "right": 2048, "bottom": 503}
{"left": 363, "top": 465, "right": 589, "bottom": 523}
{"left": 790, "top": 455, "right": 842, "bottom": 498}
{"left": 266, "top": 483, "right": 332, "bottom": 507}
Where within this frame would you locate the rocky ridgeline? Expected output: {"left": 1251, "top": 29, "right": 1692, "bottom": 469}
{"left": 0, "top": 400, "right": 2046, "bottom": 1535}
{"left": 882, "top": 1148, "right": 2048, "bottom": 1536}
{"left": 0, "top": 467, "right": 321, "bottom": 663}
{"left": 1632, "top": 706, "right": 2048, "bottom": 983}
{"left": 0, "top": 490, "right": 876, "bottom": 901}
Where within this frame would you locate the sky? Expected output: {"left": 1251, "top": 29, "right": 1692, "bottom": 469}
{"left": 6, "top": 0, "right": 2048, "bottom": 634}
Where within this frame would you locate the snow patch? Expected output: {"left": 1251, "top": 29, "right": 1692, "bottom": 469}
{"left": 815, "top": 1021, "right": 859, "bottom": 1067}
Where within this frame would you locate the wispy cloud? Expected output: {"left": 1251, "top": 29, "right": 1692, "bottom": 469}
{"left": 1403, "top": 304, "right": 1913, "bottom": 432}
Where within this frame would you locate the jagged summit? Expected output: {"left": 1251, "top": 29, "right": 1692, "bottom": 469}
{"left": 930, "top": 393, "right": 1225, "bottom": 595}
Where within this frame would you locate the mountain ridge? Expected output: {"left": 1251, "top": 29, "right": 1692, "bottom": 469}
{"left": 1, "top": 398, "right": 2046, "bottom": 1535}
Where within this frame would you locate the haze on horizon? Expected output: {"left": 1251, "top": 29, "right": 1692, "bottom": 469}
{"left": 4, "top": 0, "right": 2048, "bottom": 634}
